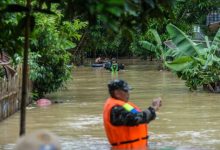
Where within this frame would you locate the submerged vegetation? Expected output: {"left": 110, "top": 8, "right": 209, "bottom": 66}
{"left": 165, "top": 24, "right": 220, "bottom": 92}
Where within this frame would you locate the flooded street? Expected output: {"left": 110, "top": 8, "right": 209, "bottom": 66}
{"left": 0, "top": 59, "right": 220, "bottom": 150}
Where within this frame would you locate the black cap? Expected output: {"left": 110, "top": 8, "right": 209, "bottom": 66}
{"left": 108, "top": 79, "right": 132, "bottom": 92}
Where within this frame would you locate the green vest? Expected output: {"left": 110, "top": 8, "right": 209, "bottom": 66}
{"left": 111, "top": 63, "right": 118, "bottom": 72}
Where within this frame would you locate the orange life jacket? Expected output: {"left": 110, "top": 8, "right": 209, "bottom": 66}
{"left": 103, "top": 97, "right": 148, "bottom": 150}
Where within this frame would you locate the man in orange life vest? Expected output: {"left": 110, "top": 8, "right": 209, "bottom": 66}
{"left": 103, "top": 79, "right": 162, "bottom": 150}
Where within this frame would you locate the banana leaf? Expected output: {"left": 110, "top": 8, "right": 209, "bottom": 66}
{"left": 212, "top": 55, "right": 220, "bottom": 63}
{"left": 139, "top": 41, "right": 157, "bottom": 52}
{"left": 164, "top": 48, "right": 177, "bottom": 58}
{"left": 205, "top": 36, "right": 211, "bottom": 49}
{"left": 149, "top": 29, "right": 162, "bottom": 45}
{"left": 165, "top": 56, "right": 193, "bottom": 71}
{"left": 202, "top": 54, "right": 213, "bottom": 70}
{"left": 211, "top": 28, "right": 220, "bottom": 54}
{"left": 194, "top": 43, "right": 207, "bottom": 56}
{"left": 166, "top": 23, "right": 200, "bottom": 57}
{"left": 193, "top": 57, "right": 206, "bottom": 65}
{"left": 139, "top": 40, "right": 161, "bottom": 59}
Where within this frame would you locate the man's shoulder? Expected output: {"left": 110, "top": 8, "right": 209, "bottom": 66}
{"left": 104, "top": 98, "right": 127, "bottom": 109}
{"left": 111, "top": 105, "right": 125, "bottom": 113}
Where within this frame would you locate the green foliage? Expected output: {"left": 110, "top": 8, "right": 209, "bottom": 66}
{"left": 61, "top": 19, "right": 88, "bottom": 41}
{"left": 85, "top": 24, "right": 133, "bottom": 58}
{"left": 132, "top": 29, "right": 169, "bottom": 62}
{"left": 129, "top": 35, "right": 148, "bottom": 60}
{"left": 174, "top": 0, "right": 220, "bottom": 24}
{"left": 165, "top": 24, "right": 220, "bottom": 92}
{"left": 61, "top": 0, "right": 176, "bottom": 32}
{"left": 211, "top": 29, "right": 220, "bottom": 55}
{"left": 29, "top": 50, "right": 71, "bottom": 99}
{"left": 0, "top": 1, "right": 24, "bottom": 60}
{"left": 3, "top": 0, "right": 219, "bottom": 96}
{"left": 29, "top": 10, "right": 86, "bottom": 98}
{"left": 129, "top": 1, "right": 195, "bottom": 61}
{"left": 166, "top": 24, "right": 200, "bottom": 57}
{"left": 57, "top": 0, "right": 177, "bottom": 59}
{"left": 0, "top": 0, "right": 174, "bottom": 62}
{"left": 133, "top": 0, "right": 219, "bottom": 60}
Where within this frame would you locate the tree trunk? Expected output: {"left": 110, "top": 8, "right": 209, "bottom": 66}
{"left": 20, "top": 0, "right": 31, "bottom": 136}
{"left": 75, "top": 31, "right": 87, "bottom": 65}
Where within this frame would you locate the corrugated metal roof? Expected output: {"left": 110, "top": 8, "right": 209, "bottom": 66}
{"left": 206, "top": 10, "right": 220, "bottom": 26}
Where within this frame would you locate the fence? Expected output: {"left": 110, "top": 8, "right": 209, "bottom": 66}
{"left": 0, "top": 65, "right": 32, "bottom": 121}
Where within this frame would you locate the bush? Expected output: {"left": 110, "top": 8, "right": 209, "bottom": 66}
{"left": 29, "top": 13, "right": 74, "bottom": 99}
{"left": 30, "top": 50, "right": 71, "bottom": 99}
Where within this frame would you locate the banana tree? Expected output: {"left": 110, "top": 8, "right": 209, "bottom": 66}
{"left": 139, "top": 29, "right": 169, "bottom": 69}
{"left": 139, "top": 29, "right": 164, "bottom": 60}
{"left": 165, "top": 23, "right": 220, "bottom": 92}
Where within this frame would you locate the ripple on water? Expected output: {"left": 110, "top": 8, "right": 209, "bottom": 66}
{"left": 61, "top": 137, "right": 109, "bottom": 150}
{"left": 64, "top": 115, "right": 102, "bottom": 129}
{"left": 149, "top": 130, "right": 220, "bottom": 150}
{"left": 149, "top": 142, "right": 213, "bottom": 150}
{"left": 0, "top": 144, "right": 15, "bottom": 150}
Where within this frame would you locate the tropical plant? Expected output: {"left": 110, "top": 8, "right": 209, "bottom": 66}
{"left": 60, "top": 0, "right": 176, "bottom": 31}
{"left": 174, "top": 0, "right": 220, "bottom": 25}
{"left": 29, "top": 11, "right": 87, "bottom": 99}
{"left": 134, "top": 29, "right": 171, "bottom": 69}
{"left": 0, "top": 1, "right": 24, "bottom": 60}
{"left": 133, "top": 0, "right": 220, "bottom": 61}
{"left": 29, "top": 50, "right": 71, "bottom": 99}
{"left": 165, "top": 23, "right": 220, "bottom": 92}
{"left": 1, "top": 0, "right": 62, "bottom": 135}
{"left": 139, "top": 29, "right": 164, "bottom": 60}
{"left": 84, "top": 24, "right": 134, "bottom": 59}
{"left": 64, "top": 0, "right": 177, "bottom": 60}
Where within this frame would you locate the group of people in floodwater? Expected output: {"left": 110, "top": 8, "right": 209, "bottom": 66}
{"left": 95, "top": 56, "right": 125, "bottom": 72}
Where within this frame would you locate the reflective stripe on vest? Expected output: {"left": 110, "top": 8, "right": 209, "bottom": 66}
{"left": 103, "top": 97, "right": 148, "bottom": 149}
{"left": 122, "top": 103, "right": 139, "bottom": 114}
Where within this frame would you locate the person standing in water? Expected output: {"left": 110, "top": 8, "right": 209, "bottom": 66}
{"left": 110, "top": 58, "right": 119, "bottom": 80}
{"left": 110, "top": 58, "right": 119, "bottom": 73}
{"left": 103, "top": 79, "right": 162, "bottom": 150}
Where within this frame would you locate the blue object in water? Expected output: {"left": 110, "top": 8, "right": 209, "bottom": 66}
{"left": 91, "top": 63, "right": 104, "bottom": 67}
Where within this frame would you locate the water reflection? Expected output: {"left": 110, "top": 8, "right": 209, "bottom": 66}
{"left": 0, "top": 59, "right": 220, "bottom": 150}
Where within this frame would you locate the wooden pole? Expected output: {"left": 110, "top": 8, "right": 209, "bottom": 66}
{"left": 20, "top": 0, "right": 31, "bottom": 136}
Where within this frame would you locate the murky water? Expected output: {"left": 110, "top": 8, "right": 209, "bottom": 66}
{"left": 0, "top": 59, "right": 220, "bottom": 150}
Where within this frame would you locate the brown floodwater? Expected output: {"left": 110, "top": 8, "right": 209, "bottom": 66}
{"left": 0, "top": 59, "right": 220, "bottom": 150}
